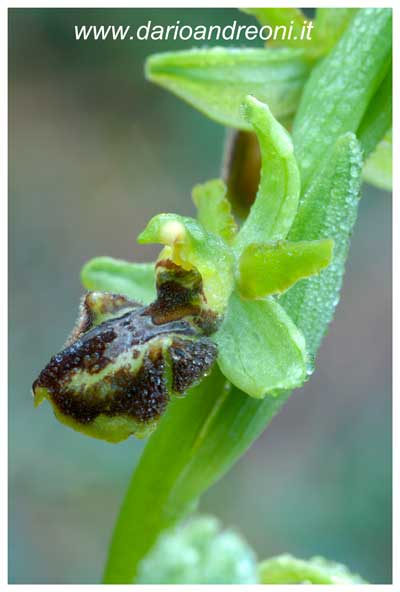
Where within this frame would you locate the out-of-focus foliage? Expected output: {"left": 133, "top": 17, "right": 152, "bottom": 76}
{"left": 136, "top": 515, "right": 258, "bottom": 584}
{"left": 259, "top": 553, "right": 366, "bottom": 584}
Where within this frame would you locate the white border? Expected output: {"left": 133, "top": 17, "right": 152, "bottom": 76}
{"left": 3, "top": 1, "right": 397, "bottom": 590}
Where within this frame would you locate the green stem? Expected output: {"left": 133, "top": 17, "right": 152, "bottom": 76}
{"left": 103, "top": 368, "right": 288, "bottom": 583}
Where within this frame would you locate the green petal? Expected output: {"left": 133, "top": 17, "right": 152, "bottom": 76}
{"left": 192, "top": 179, "right": 237, "bottom": 244}
{"left": 81, "top": 256, "right": 156, "bottom": 304}
{"left": 363, "top": 129, "right": 392, "bottom": 191}
{"left": 234, "top": 95, "right": 300, "bottom": 252}
{"left": 145, "top": 47, "right": 312, "bottom": 130}
{"left": 138, "top": 213, "right": 234, "bottom": 314}
{"left": 238, "top": 239, "right": 333, "bottom": 299}
{"left": 258, "top": 554, "right": 367, "bottom": 584}
{"left": 281, "top": 133, "right": 362, "bottom": 356}
{"left": 214, "top": 292, "right": 307, "bottom": 398}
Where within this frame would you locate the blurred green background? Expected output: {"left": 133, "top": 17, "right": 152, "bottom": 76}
{"left": 9, "top": 8, "right": 392, "bottom": 585}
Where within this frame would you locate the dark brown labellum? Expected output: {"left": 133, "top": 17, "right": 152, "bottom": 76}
{"left": 32, "top": 263, "right": 219, "bottom": 442}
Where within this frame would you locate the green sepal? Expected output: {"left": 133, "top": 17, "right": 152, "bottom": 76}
{"left": 238, "top": 239, "right": 333, "bottom": 299}
{"left": 145, "top": 47, "right": 312, "bottom": 130}
{"left": 363, "top": 129, "right": 392, "bottom": 191}
{"left": 138, "top": 213, "right": 235, "bottom": 315}
{"left": 213, "top": 292, "right": 307, "bottom": 399}
{"left": 192, "top": 179, "right": 237, "bottom": 244}
{"left": 234, "top": 95, "right": 300, "bottom": 253}
{"left": 81, "top": 256, "right": 156, "bottom": 304}
{"left": 258, "top": 554, "right": 367, "bottom": 584}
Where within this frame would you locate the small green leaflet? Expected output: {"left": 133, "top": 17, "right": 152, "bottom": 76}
{"left": 238, "top": 239, "right": 333, "bottom": 299}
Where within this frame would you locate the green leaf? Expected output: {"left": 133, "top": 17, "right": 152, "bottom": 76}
{"left": 238, "top": 239, "right": 333, "bottom": 299}
{"left": 138, "top": 213, "right": 234, "bottom": 314}
{"left": 146, "top": 48, "right": 312, "bottom": 130}
{"left": 293, "top": 8, "right": 392, "bottom": 193}
{"left": 192, "top": 179, "right": 237, "bottom": 244}
{"left": 234, "top": 95, "right": 300, "bottom": 252}
{"left": 363, "top": 129, "right": 392, "bottom": 191}
{"left": 258, "top": 554, "right": 367, "bottom": 584}
{"left": 81, "top": 256, "right": 156, "bottom": 304}
{"left": 214, "top": 292, "right": 307, "bottom": 398}
{"left": 136, "top": 515, "right": 258, "bottom": 584}
{"left": 281, "top": 133, "right": 362, "bottom": 356}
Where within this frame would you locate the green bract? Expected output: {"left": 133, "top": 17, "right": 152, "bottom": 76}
{"left": 281, "top": 132, "right": 363, "bottom": 355}
{"left": 293, "top": 8, "right": 392, "bottom": 192}
{"left": 146, "top": 47, "right": 312, "bottom": 129}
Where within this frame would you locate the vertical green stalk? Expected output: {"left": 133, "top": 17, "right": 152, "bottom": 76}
{"left": 103, "top": 8, "right": 391, "bottom": 584}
